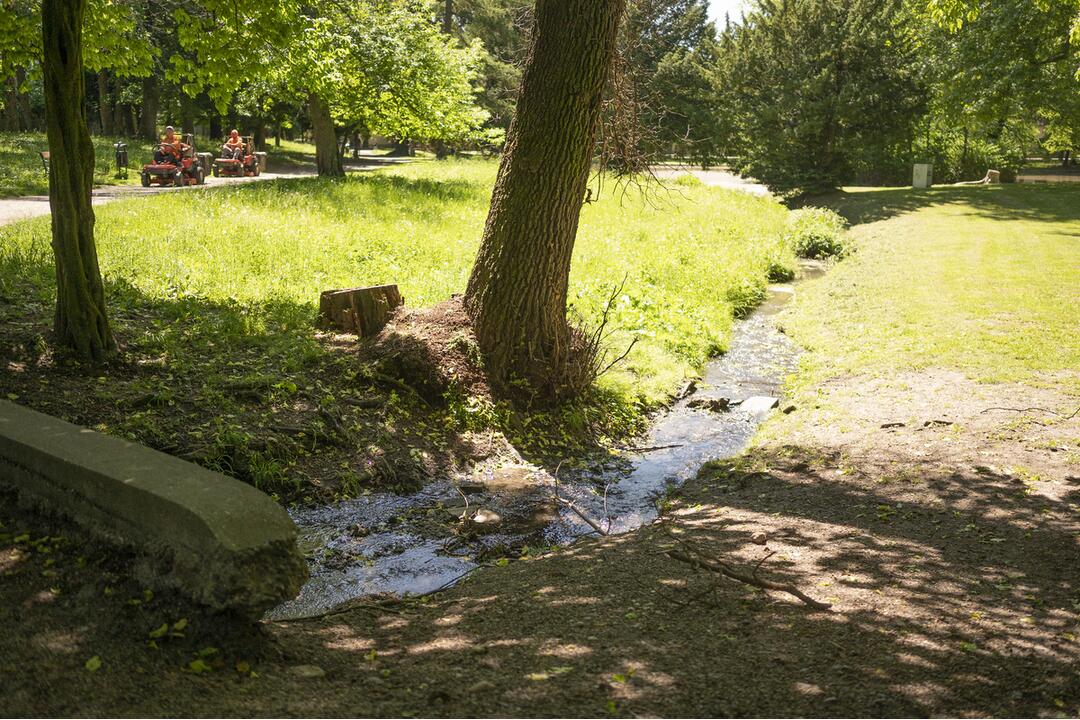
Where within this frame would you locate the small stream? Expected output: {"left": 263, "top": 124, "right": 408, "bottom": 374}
{"left": 267, "top": 269, "right": 818, "bottom": 621}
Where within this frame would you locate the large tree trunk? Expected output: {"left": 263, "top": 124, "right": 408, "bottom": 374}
{"left": 42, "top": 0, "right": 114, "bottom": 361}
{"left": 97, "top": 71, "right": 114, "bottom": 135}
{"left": 308, "top": 93, "right": 343, "bottom": 177}
{"left": 139, "top": 74, "right": 160, "bottom": 140}
{"left": 464, "top": 0, "right": 625, "bottom": 398}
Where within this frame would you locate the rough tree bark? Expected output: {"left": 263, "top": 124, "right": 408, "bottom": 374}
{"left": 42, "top": 0, "right": 114, "bottom": 361}
{"left": 308, "top": 93, "right": 343, "bottom": 177}
{"left": 463, "top": 0, "right": 626, "bottom": 397}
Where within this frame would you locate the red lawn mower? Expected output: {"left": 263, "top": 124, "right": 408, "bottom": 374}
{"left": 140, "top": 133, "right": 205, "bottom": 187}
{"left": 212, "top": 135, "right": 261, "bottom": 177}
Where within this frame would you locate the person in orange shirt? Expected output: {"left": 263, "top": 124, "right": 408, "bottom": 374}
{"left": 154, "top": 126, "right": 188, "bottom": 166}
{"left": 221, "top": 129, "right": 245, "bottom": 160}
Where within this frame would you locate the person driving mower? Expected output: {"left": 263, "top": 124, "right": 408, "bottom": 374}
{"left": 154, "top": 126, "right": 189, "bottom": 166}
{"left": 221, "top": 129, "right": 245, "bottom": 160}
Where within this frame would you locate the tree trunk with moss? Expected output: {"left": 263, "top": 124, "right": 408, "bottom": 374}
{"left": 42, "top": 0, "right": 114, "bottom": 361}
{"left": 464, "top": 0, "right": 625, "bottom": 398}
{"left": 308, "top": 93, "right": 343, "bottom": 178}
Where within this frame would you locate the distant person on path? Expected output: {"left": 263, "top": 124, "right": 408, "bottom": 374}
{"left": 221, "top": 129, "right": 245, "bottom": 160}
{"left": 154, "top": 126, "right": 188, "bottom": 166}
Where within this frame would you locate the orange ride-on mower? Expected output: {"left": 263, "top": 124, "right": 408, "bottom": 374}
{"left": 212, "top": 135, "right": 261, "bottom": 178}
{"left": 140, "top": 133, "right": 205, "bottom": 188}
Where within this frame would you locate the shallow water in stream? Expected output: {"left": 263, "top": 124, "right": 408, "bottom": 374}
{"left": 266, "top": 270, "right": 818, "bottom": 621}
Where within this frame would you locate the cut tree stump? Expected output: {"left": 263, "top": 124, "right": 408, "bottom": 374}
{"left": 318, "top": 284, "right": 403, "bottom": 337}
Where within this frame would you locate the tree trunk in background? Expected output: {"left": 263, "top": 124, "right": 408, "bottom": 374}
{"left": 180, "top": 93, "right": 195, "bottom": 136}
{"left": 140, "top": 74, "right": 159, "bottom": 140}
{"left": 42, "top": 0, "right": 114, "bottom": 361}
{"left": 308, "top": 93, "right": 343, "bottom": 177}
{"left": 443, "top": 0, "right": 453, "bottom": 34}
{"left": 3, "top": 78, "right": 18, "bottom": 131}
{"left": 97, "top": 72, "right": 113, "bottom": 135}
{"left": 254, "top": 123, "right": 266, "bottom": 151}
{"left": 464, "top": 0, "right": 625, "bottom": 397}
{"left": 360, "top": 128, "right": 370, "bottom": 150}
{"left": 209, "top": 113, "right": 222, "bottom": 142}
{"left": 15, "top": 67, "right": 33, "bottom": 129}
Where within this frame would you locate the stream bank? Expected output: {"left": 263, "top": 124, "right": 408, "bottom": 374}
{"left": 269, "top": 263, "right": 824, "bottom": 620}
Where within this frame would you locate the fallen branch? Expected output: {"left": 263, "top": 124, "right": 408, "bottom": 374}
{"left": 981, "top": 406, "right": 1080, "bottom": 420}
{"left": 615, "top": 443, "right": 684, "bottom": 453}
{"left": 666, "top": 548, "right": 832, "bottom": 611}
{"left": 555, "top": 496, "right": 610, "bottom": 536}
{"left": 553, "top": 463, "right": 610, "bottom": 536}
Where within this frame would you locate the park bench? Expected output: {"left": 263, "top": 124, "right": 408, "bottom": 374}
{"left": 39, "top": 150, "right": 50, "bottom": 177}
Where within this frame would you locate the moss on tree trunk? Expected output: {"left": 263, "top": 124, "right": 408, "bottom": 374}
{"left": 464, "top": 0, "right": 626, "bottom": 398}
{"left": 42, "top": 0, "right": 114, "bottom": 361}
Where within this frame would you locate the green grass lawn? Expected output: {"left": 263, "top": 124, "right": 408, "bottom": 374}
{"left": 0, "top": 159, "right": 797, "bottom": 496}
{"left": 0, "top": 132, "right": 317, "bottom": 197}
{"left": 0, "top": 132, "right": 157, "bottom": 197}
{"left": 782, "top": 183, "right": 1080, "bottom": 395}
{"left": 1, "top": 160, "right": 794, "bottom": 405}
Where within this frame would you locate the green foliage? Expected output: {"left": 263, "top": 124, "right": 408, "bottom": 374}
{"left": 719, "top": 0, "right": 926, "bottom": 195}
{"left": 172, "top": 0, "right": 487, "bottom": 143}
{"left": 785, "top": 207, "right": 847, "bottom": 259}
{"left": 624, "top": 0, "right": 726, "bottom": 165}
{"left": 0, "top": 0, "right": 155, "bottom": 84}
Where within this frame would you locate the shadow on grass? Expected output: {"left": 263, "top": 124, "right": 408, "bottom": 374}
{"left": 808, "top": 183, "right": 1080, "bottom": 227}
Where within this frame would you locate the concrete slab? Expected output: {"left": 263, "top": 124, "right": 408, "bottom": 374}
{"left": 0, "top": 400, "right": 306, "bottom": 617}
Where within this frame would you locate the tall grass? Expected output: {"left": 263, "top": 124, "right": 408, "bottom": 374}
{"left": 1, "top": 158, "right": 794, "bottom": 405}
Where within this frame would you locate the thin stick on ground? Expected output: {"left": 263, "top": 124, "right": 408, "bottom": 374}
{"left": 663, "top": 531, "right": 831, "bottom": 611}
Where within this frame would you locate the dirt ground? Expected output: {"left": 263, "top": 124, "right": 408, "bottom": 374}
{"left": 2, "top": 365, "right": 1077, "bottom": 717}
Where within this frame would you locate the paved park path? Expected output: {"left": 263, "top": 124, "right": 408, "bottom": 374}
{"left": 652, "top": 166, "right": 772, "bottom": 196}
{"left": 0, "top": 169, "right": 316, "bottom": 227}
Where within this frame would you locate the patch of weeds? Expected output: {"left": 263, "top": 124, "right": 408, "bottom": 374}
{"left": 785, "top": 207, "right": 848, "bottom": 259}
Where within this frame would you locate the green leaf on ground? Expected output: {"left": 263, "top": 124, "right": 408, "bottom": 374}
{"left": 85, "top": 656, "right": 102, "bottom": 672}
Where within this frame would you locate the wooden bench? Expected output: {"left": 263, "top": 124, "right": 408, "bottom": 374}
{"left": 39, "top": 150, "right": 50, "bottom": 177}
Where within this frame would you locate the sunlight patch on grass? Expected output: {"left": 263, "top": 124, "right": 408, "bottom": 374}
{"left": 0, "top": 158, "right": 794, "bottom": 406}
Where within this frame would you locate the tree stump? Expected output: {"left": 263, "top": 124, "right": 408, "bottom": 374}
{"left": 318, "top": 285, "right": 403, "bottom": 337}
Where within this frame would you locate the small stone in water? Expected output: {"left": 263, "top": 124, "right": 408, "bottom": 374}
{"left": 741, "top": 396, "right": 780, "bottom": 415}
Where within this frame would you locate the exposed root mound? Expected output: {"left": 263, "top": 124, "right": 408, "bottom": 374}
{"left": 367, "top": 297, "right": 492, "bottom": 404}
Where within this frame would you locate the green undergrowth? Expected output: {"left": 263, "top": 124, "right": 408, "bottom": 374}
{"left": 0, "top": 157, "right": 798, "bottom": 499}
